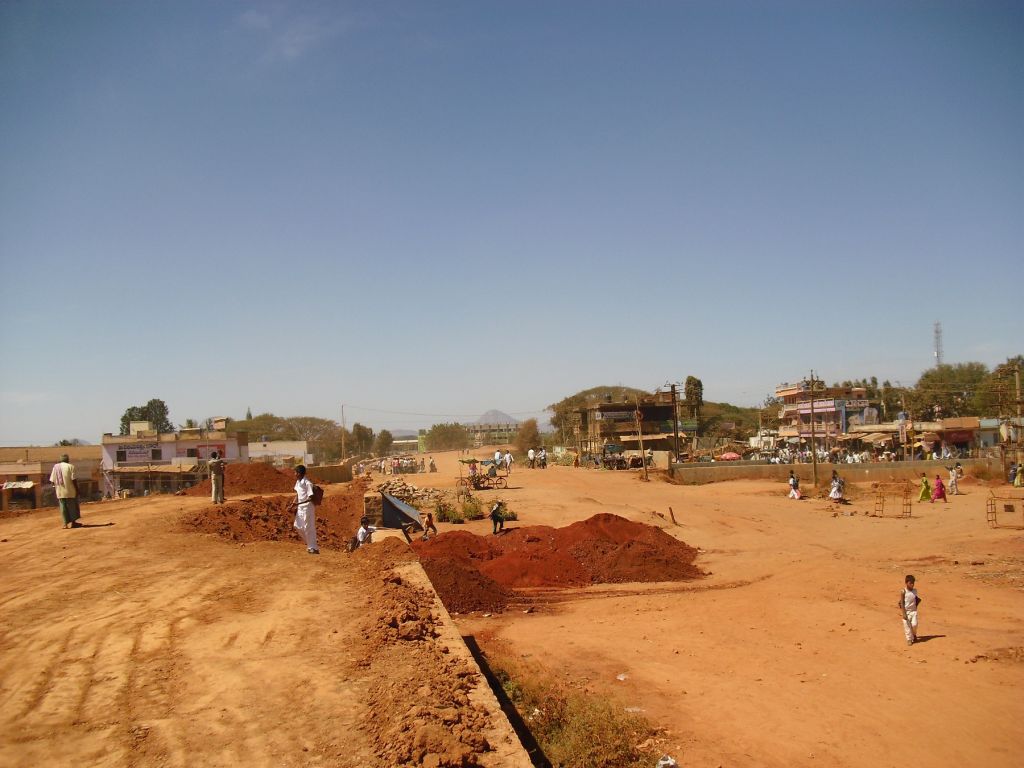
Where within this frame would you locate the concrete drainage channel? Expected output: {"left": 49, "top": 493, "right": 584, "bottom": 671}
{"left": 391, "top": 558, "right": 535, "bottom": 768}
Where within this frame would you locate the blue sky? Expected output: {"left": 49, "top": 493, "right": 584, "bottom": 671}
{"left": 1, "top": 1, "right": 1021, "bottom": 444}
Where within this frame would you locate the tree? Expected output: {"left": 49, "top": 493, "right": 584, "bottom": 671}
{"left": 54, "top": 438, "right": 87, "bottom": 446}
{"left": 350, "top": 423, "right": 375, "bottom": 455}
{"left": 424, "top": 422, "right": 471, "bottom": 451}
{"left": 684, "top": 376, "right": 704, "bottom": 423}
{"left": 245, "top": 407, "right": 253, "bottom": 420}
{"left": 119, "top": 398, "right": 174, "bottom": 435}
{"left": 974, "top": 355, "right": 1023, "bottom": 415}
{"left": 514, "top": 419, "right": 541, "bottom": 453}
{"left": 911, "top": 362, "right": 990, "bottom": 420}
{"left": 180, "top": 418, "right": 198, "bottom": 429}
{"left": 373, "top": 430, "right": 394, "bottom": 456}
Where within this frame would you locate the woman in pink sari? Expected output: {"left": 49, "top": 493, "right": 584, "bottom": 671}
{"left": 931, "top": 474, "right": 947, "bottom": 503}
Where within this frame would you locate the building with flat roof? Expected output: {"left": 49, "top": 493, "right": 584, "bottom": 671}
{"left": 101, "top": 421, "right": 249, "bottom": 497}
{"left": 0, "top": 445, "right": 102, "bottom": 513}
{"left": 775, "top": 380, "right": 879, "bottom": 446}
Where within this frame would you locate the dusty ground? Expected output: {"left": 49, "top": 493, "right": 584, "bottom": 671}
{"left": 413, "top": 450, "right": 1024, "bottom": 767}
{"left": 2, "top": 448, "right": 1022, "bottom": 767}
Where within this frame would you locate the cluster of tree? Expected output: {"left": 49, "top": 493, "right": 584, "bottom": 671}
{"left": 119, "top": 399, "right": 175, "bottom": 435}
{"left": 827, "top": 356, "right": 1023, "bottom": 421}
{"left": 514, "top": 418, "right": 541, "bottom": 453}
{"left": 423, "top": 422, "right": 470, "bottom": 451}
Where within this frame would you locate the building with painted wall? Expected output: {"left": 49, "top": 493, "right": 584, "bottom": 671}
{"left": 100, "top": 421, "right": 249, "bottom": 497}
{"left": 776, "top": 381, "right": 879, "bottom": 445}
{"left": 0, "top": 445, "right": 102, "bottom": 513}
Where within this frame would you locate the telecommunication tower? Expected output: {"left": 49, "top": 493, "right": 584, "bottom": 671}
{"left": 933, "top": 321, "right": 944, "bottom": 366}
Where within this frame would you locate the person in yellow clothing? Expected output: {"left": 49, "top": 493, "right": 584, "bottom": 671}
{"left": 917, "top": 472, "right": 931, "bottom": 503}
{"left": 49, "top": 454, "right": 81, "bottom": 528}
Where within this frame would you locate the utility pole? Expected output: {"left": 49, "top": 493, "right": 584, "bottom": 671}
{"left": 670, "top": 383, "right": 680, "bottom": 470}
{"left": 809, "top": 371, "right": 818, "bottom": 488}
{"left": 340, "top": 403, "right": 347, "bottom": 460}
{"left": 634, "top": 395, "right": 649, "bottom": 481}
{"left": 1016, "top": 364, "right": 1022, "bottom": 466}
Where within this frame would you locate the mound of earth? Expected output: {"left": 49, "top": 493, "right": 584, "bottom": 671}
{"left": 184, "top": 462, "right": 296, "bottom": 497}
{"left": 412, "top": 513, "right": 702, "bottom": 611}
{"left": 182, "top": 482, "right": 366, "bottom": 550}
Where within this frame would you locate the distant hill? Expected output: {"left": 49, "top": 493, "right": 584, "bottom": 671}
{"left": 477, "top": 409, "right": 518, "bottom": 425}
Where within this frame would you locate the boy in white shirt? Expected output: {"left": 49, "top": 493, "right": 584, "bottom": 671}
{"left": 898, "top": 574, "right": 922, "bottom": 646}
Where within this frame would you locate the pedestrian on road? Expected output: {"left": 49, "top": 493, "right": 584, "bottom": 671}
{"left": 504, "top": 450, "right": 514, "bottom": 474}
{"left": 208, "top": 451, "right": 226, "bottom": 504}
{"left": 788, "top": 470, "right": 802, "bottom": 500}
{"left": 527, "top": 448, "right": 535, "bottom": 469}
{"left": 931, "top": 474, "right": 947, "bottom": 503}
{"left": 50, "top": 453, "right": 81, "bottom": 529}
{"left": 289, "top": 465, "right": 319, "bottom": 555}
{"left": 898, "top": 574, "right": 922, "bottom": 646}
{"left": 948, "top": 464, "right": 960, "bottom": 496}
{"left": 917, "top": 473, "right": 931, "bottom": 503}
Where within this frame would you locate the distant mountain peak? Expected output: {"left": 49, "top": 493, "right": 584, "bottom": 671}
{"left": 476, "top": 409, "right": 518, "bottom": 425}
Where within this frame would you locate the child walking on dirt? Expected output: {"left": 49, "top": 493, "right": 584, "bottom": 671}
{"left": 898, "top": 574, "right": 922, "bottom": 646}
{"left": 788, "top": 470, "right": 802, "bottom": 500}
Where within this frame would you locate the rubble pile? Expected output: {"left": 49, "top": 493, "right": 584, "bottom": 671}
{"left": 375, "top": 477, "right": 448, "bottom": 507}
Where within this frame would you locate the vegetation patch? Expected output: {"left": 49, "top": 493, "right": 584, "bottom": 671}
{"left": 486, "top": 653, "right": 661, "bottom": 768}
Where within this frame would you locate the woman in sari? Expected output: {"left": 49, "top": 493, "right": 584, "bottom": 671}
{"left": 917, "top": 473, "right": 931, "bottom": 503}
{"left": 931, "top": 474, "right": 947, "bottom": 503}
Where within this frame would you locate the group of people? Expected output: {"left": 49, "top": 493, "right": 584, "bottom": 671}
{"left": 1008, "top": 463, "right": 1024, "bottom": 487}
{"left": 917, "top": 464, "right": 964, "bottom": 503}
{"left": 526, "top": 447, "right": 547, "bottom": 469}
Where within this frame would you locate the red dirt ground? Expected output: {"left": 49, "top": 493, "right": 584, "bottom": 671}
{"left": 412, "top": 513, "right": 702, "bottom": 611}
{"left": 182, "top": 480, "right": 367, "bottom": 550}
{"left": 183, "top": 462, "right": 296, "bottom": 496}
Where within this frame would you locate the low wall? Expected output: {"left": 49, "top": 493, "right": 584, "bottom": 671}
{"left": 307, "top": 462, "right": 353, "bottom": 484}
{"left": 670, "top": 458, "right": 1000, "bottom": 486}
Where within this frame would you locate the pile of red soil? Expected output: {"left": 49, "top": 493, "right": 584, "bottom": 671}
{"left": 182, "top": 483, "right": 366, "bottom": 550}
{"left": 412, "top": 513, "right": 702, "bottom": 611}
{"left": 183, "top": 463, "right": 295, "bottom": 497}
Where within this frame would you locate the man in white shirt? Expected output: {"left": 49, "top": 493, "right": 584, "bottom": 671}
{"left": 504, "top": 451, "right": 513, "bottom": 474}
{"left": 50, "top": 453, "right": 81, "bottom": 529}
{"left": 290, "top": 465, "right": 319, "bottom": 555}
{"left": 527, "top": 448, "right": 535, "bottom": 469}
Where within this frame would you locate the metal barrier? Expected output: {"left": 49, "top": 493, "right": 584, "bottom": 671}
{"left": 873, "top": 480, "right": 912, "bottom": 518}
{"left": 986, "top": 491, "right": 1024, "bottom": 529}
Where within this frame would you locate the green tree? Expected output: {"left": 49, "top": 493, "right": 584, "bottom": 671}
{"left": 514, "top": 418, "right": 541, "bottom": 453}
{"left": 245, "top": 406, "right": 253, "bottom": 420}
{"left": 973, "top": 355, "right": 1023, "bottom": 415}
{"left": 119, "top": 398, "right": 174, "bottom": 435}
{"left": 373, "top": 429, "right": 394, "bottom": 456}
{"left": 54, "top": 438, "right": 87, "bottom": 446}
{"left": 180, "top": 418, "right": 198, "bottom": 429}
{"left": 350, "top": 423, "right": 375, "bottom": 455}
{"left": 911, "top": 362, "right": 990, "bottom": 420}
{"left": 684, "top": 376, "right": 704, "bottom": 432}
{"left": 424, "top": 422, "right": 471, "bottom": 451}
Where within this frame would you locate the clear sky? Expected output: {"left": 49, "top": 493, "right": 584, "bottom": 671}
{"left": 1, "top": 1, "right": 1021, "bottom": 444}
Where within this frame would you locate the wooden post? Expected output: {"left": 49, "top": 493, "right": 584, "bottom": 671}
{"left": 634, "top": 395, "right": 649, "bottom": 481}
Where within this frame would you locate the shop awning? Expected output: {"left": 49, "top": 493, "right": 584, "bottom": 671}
{"left": 618, "top": 433, "right": 677, "bottom": 443}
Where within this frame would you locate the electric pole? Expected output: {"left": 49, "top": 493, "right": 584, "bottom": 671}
{"left": 340, "top": 403, "right": 347, "bottom": 460}
{"left": 809, "top": 371, "right": 818, "bottom": 488}
{"left": 670, "top": 383, "right": 680, "bottom": 469}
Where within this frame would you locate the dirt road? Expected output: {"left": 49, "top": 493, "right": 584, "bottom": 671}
{"left": 443, "top": 456, "right": 1024, "bottom": 768}
{"left": 2, "top": 451, "right": 1021, "bottom": 767}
